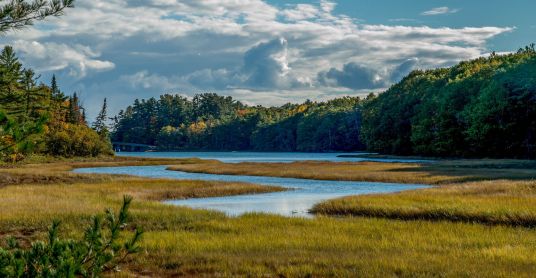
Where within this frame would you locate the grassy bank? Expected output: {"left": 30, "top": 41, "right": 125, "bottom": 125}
{"left": 312, "top": 179, "right": 536, "bottom": 227}
{"left": 0, "top": 155, "right": 213, "bottom": 187}
{"left": 167, "top": 159, "right": 536, "bottom": 184}
{"left": 1, "top": 158, "right": 536, "bottom": 276}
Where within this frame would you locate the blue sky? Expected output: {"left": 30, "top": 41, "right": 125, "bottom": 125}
{"left": 268, "top": 0, "right": 534, "bottom": 51}
{"left": 0, "top": 0, "right": 530, "bottom": 119}
{"left": 312, "top": 0, "right": 533, "bottom": 51}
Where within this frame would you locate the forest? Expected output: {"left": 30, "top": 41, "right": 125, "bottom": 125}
{"left": 362, "top": 45, "right": 536, "bottom": 158}
{"left": 0, "top": 46, "right": 112, "bottom": 161}
{"left": 113, "top": 46, "right": 536, "bottom": 158}
{"left": 112, "top": 94, "right": 365, "bottom": 152}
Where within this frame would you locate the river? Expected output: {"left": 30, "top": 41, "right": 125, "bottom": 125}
{"left": 74, "top": 152, "right": 429, "bottom": 217}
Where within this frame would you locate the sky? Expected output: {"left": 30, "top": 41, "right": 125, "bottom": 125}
{"left": 1, "top": 0, "right": 534, "bottom": 119}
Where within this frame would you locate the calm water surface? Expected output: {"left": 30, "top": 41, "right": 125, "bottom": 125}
{"left": 116, "top": 151, "right": 431, "bottom": 163}
{"left": 74, "top": 163, "right": 428, "bottom": 217}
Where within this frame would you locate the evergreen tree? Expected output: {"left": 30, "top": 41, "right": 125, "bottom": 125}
{"left": 21, "top": 68, "right": 49, "bottom": 119}
{"left": 0, "top": 46, "right": 24, "bottom": 116}
{"left": 0, "top": 1, "right": 112, "bottom": 161}
{"left": 0, "top": 196, "right": 143, "bottom": 277}
{"left": 0, "top": 0, "right": 75, "bottom": 160}
{"left": 67, "top": 92, "right": 82, "bottom": 124}
{"left": 50, "top": 74, "right": 66, "bottom": 103}
{"left": 93, "top": 98, "right": 109, "bottom": 138}
{"left": 0, "top": 48, "right": 47, "bottom": 160}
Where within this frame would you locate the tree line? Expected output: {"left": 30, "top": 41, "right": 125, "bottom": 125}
{"left": 113, "top": 46, "right": 536, "bottom": 158}
{"left": 112, "top": 93, "right": 365, "bottom": 152}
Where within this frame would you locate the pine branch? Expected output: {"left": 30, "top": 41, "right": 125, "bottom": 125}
{"left": 0, "top": 0, "right": 74, "bottom": 33}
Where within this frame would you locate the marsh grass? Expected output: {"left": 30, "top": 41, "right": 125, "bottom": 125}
{"left": 0, "top": 156, "right": 214, "bottom": 187}
{"left": 0, "top": 171, "right": 283, "bottom": 255}
{"left": 137, "top": 215, "right": 536, "bottom": 277}
{"left": 312, "top": 180, "right": 536, "bottom": 227}
{"left": 2, "top": 157, "right": 536, "bottom": 276}
{"left": 2, "top": 175, "right": 536, "bottom": 277}
{"left": 168, "top": 159, "right": 536, "bottom": 185}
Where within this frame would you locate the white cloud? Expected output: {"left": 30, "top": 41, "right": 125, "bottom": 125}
{"left": 281, "top": 4, "right": 319, "bottom": 21}
{"left": 10, "top": 40, "right": 114, "bottom": 78}
{"left": 0, "top": 0, "right": 512, "bottom": 119}
{"left": 121, "top": 70, "right": 175, "bottom": 90}
{"left": 421, "top": 7, "right": 460, "bottom": 16}
{"left": 320, "top": 1, "right": 337, "bottom": 13}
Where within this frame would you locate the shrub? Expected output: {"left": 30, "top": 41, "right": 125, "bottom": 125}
{"left": 45, "top": 123, "right": 113, "bottom": 157}
{"left": 0, "top": 196, "right": 143, "bottom": 277}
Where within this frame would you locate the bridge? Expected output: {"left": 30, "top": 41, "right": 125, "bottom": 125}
{"left": 112, "top": 142, "right": 156, "bottom": 152}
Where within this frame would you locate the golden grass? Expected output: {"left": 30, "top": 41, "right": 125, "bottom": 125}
{"left": 1, "top": 157, "right": 536, "bottom": 276}
{"left": 0, "top": 178, "right": 282, "bottom": 234}
{"left": 167, "top": 159, "right": 536, "bottom": 185}
{"left": 138, "top": 215, "right": 536, "bottom": 277}
{"left": 0, "top": 156, "right": 215, "bottom": 187}
{"left": 312, "top": 180, "right": 536, "bottom": 226}
{"left": 1, "top": 173, "right": 536, "bottom": 277}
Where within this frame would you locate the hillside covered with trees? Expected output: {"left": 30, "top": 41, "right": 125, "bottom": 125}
{"left": 362, "top": 45, "right": 536, "bottom": 158}
{"left": 114, "top": 46, "right": 536, "bottom": 158}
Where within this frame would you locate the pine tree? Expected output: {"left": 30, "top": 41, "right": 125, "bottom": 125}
{"left": 50, "top": 74, "right": 58, "bottom": 93}
{"left": 93, "top": 98, "right": 109, "bottom": 138}
{"left": 50, "top": 74, "right": 66, "bottom": 103}
{"left": 67, "top": 92, "right": 82, "bottom": 124}
{"left": 0, "top": 48, "right": 47, "bottom": 160}
{"left": 21, "top": 68, "right": 49, "bottom": 119}
{"left": 0, "top": 1, "right": 76, "bottom": 161}
{"left": 0, "top": 196, "right": 143, "bottom": 277}
{"left": 0, "top": 46, "right": 24, "bottom": 116}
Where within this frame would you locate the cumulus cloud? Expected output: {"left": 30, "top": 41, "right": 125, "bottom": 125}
{"left": 184, "top": 68, "right": 242, "bottom": 90}
{"left": 421, "top": 7, "right": 459, "bottom": 16}
{"left": 0, "top": 0, "right": 513, "bottom": 118}
{"left": 10, "top": 41, "right": 114, "bottom": 78}
{"left": 318, "top": 58, "right": 421, "bottom": 90}
{"left": 318, "top": 63, "right": 385, "bottom": 90}
{"left": 243, "top": 38, "right": 293, "bottom": 89}
{"left": 390, "top": 58, "right": 420, "bottom": 83}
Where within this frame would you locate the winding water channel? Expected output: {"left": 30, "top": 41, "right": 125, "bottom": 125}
{"left": 75, "top": 152, "right": 427, "bottom": 217}
{"left": 74, "top": 153, "right": 429, "bottom": 217}
{"left": 75, "top": 153, "right": 427, "bottom": 217}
